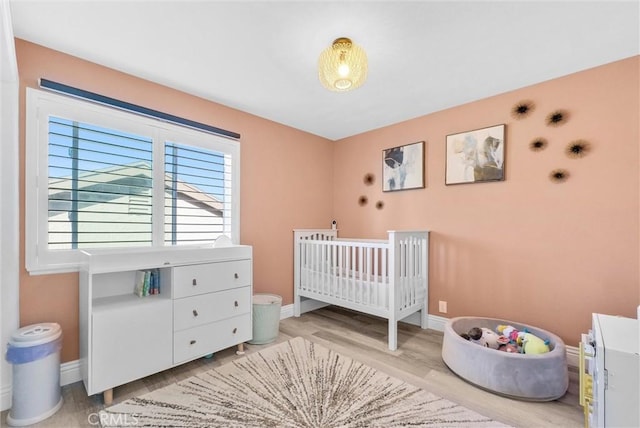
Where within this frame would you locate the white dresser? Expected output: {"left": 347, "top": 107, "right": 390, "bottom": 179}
{"left": 79, "top": 245, "right": 252, "bottom": 404}
{"left": 580, "top": 313, "right": 639, "bottom": 428}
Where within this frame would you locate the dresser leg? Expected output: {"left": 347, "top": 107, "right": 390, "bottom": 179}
{"left": 104, "top": 389, "right": 113, "bottom": 406}
{"left": 236, "top": 343, "right": 245, "bottom": 355}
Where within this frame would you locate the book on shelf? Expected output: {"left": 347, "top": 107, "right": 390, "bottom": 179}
{"left": 134, "top": 270, "right": 145, "bottom": 297}
{"left": 153, "top": 268, "right": 161, "bottom": 294}
{"left": 143, "top": 270, "right": 151, "bottom": 296}
{"left": 133, "top": 269, "right": 161, "bottom": 297}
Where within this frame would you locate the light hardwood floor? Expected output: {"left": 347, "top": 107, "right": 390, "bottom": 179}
{"left": 2, "top": 307, "right": 583, "bottom": 427}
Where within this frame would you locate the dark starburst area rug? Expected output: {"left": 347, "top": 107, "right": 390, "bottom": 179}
{"left": 101, "top": 337, "right": 509, "bottom": 427}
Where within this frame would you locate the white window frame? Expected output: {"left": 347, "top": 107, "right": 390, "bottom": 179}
{"left": 26, "top": 88, "right": 240, "bottom": 275}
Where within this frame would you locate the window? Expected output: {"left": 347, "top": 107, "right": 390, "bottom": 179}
{"left": 164, "top": 142, "right": 232, "bottom": 245}
{"left": 48, "top": 117, "right": 154, "bottom": 249}
{"left": 26, "top": 88, "right": 240, "bottom": 274}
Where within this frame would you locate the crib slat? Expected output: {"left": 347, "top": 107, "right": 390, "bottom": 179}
{"left": 320, "top": 243, "right": 325, "bottom": 295}
{"left": 382, "top": 247, "right": 388, "bottom": 310}
{"left": 403, "top": 238, "right": 408, "bottom": 308}
{"left": 331, "top": 241, "right": 336, "bottom": 297}
{"left": 338, "top": 244, "right": 342, "bottom": 301}
{"left": 356, "top": 245, "right": 360, "bottom": 303}
{"left": 350, "top": 245, "right": 354, "bottom": 302}
{"left": 409, "top": 237, "right": 415, "bottom": 307}
{"left": 303, "top": 241, "right": 308, "bottom": 291}
{"left": 324, "top": 243, "right": 329, "bottom": 295}
{"left": 401, "top": 239, "right": 407, "bottom": 309}
{"left": 316, "top": 242, "right": 321, "bottom": 294}
{"left": 366, "top": 246, "right": 371, "bottom": 306}
{"left": 373, "top": 248, "right": 378, "bottom": 307}
{"left": 369, "top": 246, "right": 372, "bottom": 305}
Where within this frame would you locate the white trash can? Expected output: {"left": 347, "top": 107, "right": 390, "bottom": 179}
{"left": 5, "top": 323, "right": 63, "bottom": 426}
{"left": 248, "top": 294, "right": 282, "bottom": 345}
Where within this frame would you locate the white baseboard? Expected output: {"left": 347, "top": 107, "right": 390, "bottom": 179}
{"left": 0, "top": 359, "right": 82, "bottom": 412}
{"left": 281, "top": 303, "right": 294, "bottom": 319}
{"left": 565, "top": 345, "right": 579, "bottom": 368}
{"left": 1, "top": 383, "right": 10, "bottom": 412}
{"left": 60, "top": 359, "right": 82, "bottom": 386}
{"left": 400, "top": 311, "right": 448, "bottom": 331}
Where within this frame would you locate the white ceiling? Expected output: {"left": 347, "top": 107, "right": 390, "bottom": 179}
{"left": 9, "top": 1, "right": 640, "bottom": 140}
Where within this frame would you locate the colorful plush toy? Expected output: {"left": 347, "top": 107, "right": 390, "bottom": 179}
{"left": 498, "top": 343, "right": 519, "bottom": 353}
{"left": 496, "top": 324, "right": 522, "bottom": 343}
{"left": 519, "top": 332, "right": 550, "bottom": 354}
{"left": 467, "top": 327, "right": 504, "bottom": 350}
{"left": 496, "top": 324, "right": 550, "bottom": 354}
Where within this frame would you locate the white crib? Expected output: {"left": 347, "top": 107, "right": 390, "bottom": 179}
{"left": 293, "top": 229, "right": 429, "bottom": 351}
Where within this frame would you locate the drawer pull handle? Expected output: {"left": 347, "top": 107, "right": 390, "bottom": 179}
{"left": 234, "top": 301, "right": 238, "bottom": 307}
{"left": 192, "top": 278, "right": 197, "bottom": 286}
{"left": 193, "top": 309, "right": 198, "bottom": 317}
{"left": 232, "top": 328, "right": 237, "bottom": 334}
{"left": 190, "top": 340, "right": 196, "bottom": 345}
{"left": 234, "top": 273, "right": 239, "bottom": 279}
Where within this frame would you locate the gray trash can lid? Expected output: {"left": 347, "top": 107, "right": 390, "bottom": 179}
{"left": 10, "top": 323, "right": 61, "bottom": 347}
{"left": 253, "top": 294, "right": 282, "bottom": 305}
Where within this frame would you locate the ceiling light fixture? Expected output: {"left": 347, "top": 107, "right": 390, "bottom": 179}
{"left": 318, "top": 37, "right": 368, "bottom": 92}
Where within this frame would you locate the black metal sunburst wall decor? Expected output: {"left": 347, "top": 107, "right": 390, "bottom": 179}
{"left": 545, "top": 110, "right": 568, "bottom": 127}
{"left": 359, "top": 173, "right": 385, "bottom": 209}
{"left": 529, "top": 137, "right": 548, "bottom": 152}
{"left": 549, "top": 169, "right": 569, "bottom": 183}
{"left": 511, "top": 100, "right": 535, "bottom": 120}
{"left": 565, "top": 139, "right": 590, "bottom": 159}
{"left": 508, "top": 99, "right": 592, "bottom": 184}
{"left": 363, "top": 173, "right": 375, "bottom": 185}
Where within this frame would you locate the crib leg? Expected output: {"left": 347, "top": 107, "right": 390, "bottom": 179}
{"left": 294, "top": 294, "right": 301, "bottom": 317}
{"left": 420, "top": 302, "right": 428, "bottom": 329}
{"left": 388, "top": 318, "right": 398, "bottom": 351}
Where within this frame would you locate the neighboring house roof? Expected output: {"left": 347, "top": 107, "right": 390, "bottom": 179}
{"left": 48, "top": 161, "right": 223, "bottom": 217}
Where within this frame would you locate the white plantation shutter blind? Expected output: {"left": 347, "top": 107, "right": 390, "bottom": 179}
{"left": 164, "top": 142, "right": 232, "bottom": 245}
{"left": 47, "top": 116, "right": 153, "bottom": 249}
{"left": 26, "top": 88, "right": 241, "bottom": 274}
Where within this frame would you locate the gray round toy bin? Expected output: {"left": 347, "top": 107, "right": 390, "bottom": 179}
{"left": 248, "top": 294, "right": 282, "bottom": 345}
{"left": 5, "top": 323, "right": 63, "bottom": 427}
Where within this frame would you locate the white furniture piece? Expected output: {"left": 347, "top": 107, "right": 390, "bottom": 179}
{"left": 580, "top": 313, "right": 639, "bottom": 428}
{"left": 293, "top": 229, "right": 429, "bottom": 351}
{"left": 79, "top": 245, "right": 252, "bottom": 405}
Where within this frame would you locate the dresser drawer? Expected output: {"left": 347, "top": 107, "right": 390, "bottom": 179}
{"left": 173, "top": 313, "right": 251, "bottom": 364}
{"left": 173, "top": 260, "right": 251, "bottom": 298}
{"left": 173, "top": 286, "right": 251, "bottom": 331}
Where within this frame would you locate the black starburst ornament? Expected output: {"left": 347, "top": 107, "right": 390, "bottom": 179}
{"left": 546, "top": 110, "right": 568, "bottom": 127}
{"left": 529, "top": 138, "right": 548, "bottom": 152}
{"left": 549, "top": 169, "right": 569, "bottom": 183}
{"left": 363, "top": 173, "right": 375, "bottom": 185}
{"left": 511, "top": 100, "right": 535, "bottom": 119}
{"left": 566, "top": 140, "right": 590, "bottom": 158}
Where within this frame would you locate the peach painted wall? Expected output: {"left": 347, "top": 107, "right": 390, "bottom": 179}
{"left": 15, "top": 39, "right": 334, "bottom": 362}
{"left": 332, "top": 56, "right": 640, "bottom": 346}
